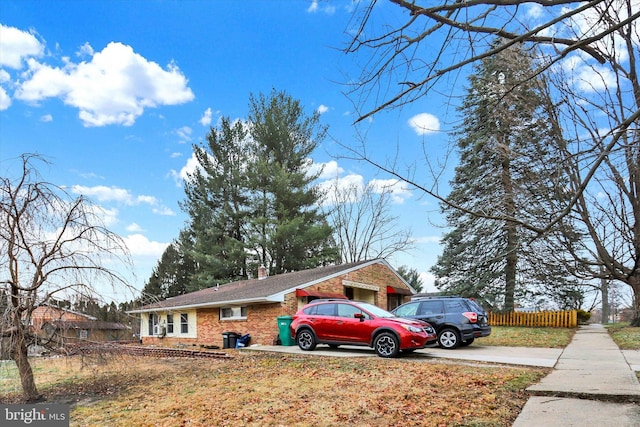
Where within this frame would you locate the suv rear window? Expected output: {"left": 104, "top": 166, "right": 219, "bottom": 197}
{"left": 466, "top": 299, "right": 485, "bottom": 312}
{"left": 444, "top": 300, "right": 467, "bottom": 312}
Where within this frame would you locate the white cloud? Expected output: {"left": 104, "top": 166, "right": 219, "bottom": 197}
{"left": 576, "top": 64, "right": 617, "bottom": 93}
{"left": 126, "top": 223, "right": 144, "bottom": 232}
{"left": 307, "top": 1, "right": 335, "bottom": 14}
{"left": 87, "top": 204, "right": 119, "bottom": 227}
{"left": 72, "top": 185, "right": 151, "bottom": 205}
{"left": 560, "top": 56, "right": 618, "bottom": 94}
{"left": 152, "top": 206, "right": 176, "bottom": 216}
{"left": 123, "top": 233, "right": 169, "bottom": 257}
{"left": 14, "top": 41, "right": 194, "bottom": 126}
{"left": 308, "top": 160, "right": 344, "bottom": 180}
{"left": 418, "top": 271, "right": 437, "bottom": 292}
{"left": 0, "top": 69, "right": 11, "bottom": 110}
{"left": 0, "top": 69, "right": 10, "bottom": 83}
{"left": 369, "top": 178, "right": 412, "bottom": 204}
{"left": 76, "top": 42, "right": 94, "bottom": 58}
{"left": 408, "top": 113, "right": 440, "bottom": 135}
{"left": 40, "top": 114, "right": 53, "bottom": 122}
{"left": 317, "top": 104, "right": 329, "bottom": 114}
{"left": 0, "top": 86, "right": 10, "bottom": 110}
{"left": 175, "top": 125, "right": 192, "bottom": 143}
{"left": 526, "top": 4, "right": 544, "bottom": 19}
{"left": 317, "top": 173, "right": 365, "bottom": 206}
{"left": 200, "top": 107, "right": 213, "bottom": 126}
{"left": 0, "top": 25, "right": 44, "bottom": 69}
{"left": 170, "top": 152, "right": 200, "bottom": 186}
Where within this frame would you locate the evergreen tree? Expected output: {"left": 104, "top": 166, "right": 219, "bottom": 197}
{"left": 245, "top": 89, "right": 338, "bottom": 274}
{"left": 396, "top": 265, "right": 424, "bottom": 293}
{"left": 178, "top": 90, "right": 338, "bottom": 286}
{"left": 141, "top": 241, "right": 196, "bottom": 301}
{"left": 180, "top": 118, "right": 250, "bottom": 288}
{"left": 431, "top": 40, "right": 580, "bottom": 311}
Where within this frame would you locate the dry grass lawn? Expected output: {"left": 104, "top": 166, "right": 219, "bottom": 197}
{"left": 1, "top": 351, "right": 546, "bottom": 427}
{"left": 479, "top": 326, "right": 575, "bottom": 348}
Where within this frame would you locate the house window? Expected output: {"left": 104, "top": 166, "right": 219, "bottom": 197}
{"left": 148, "top": 313, "right": 159, "bottom": 335}
{"left": 167, "top": 314, "right": 174, "bottom": 334}
{"left": 220, "top": 306, "right": 247, "bottom": 320}
{"left": 79, "top": 329, "right": 88, "bottom": 339}
{"left": 180, "top": 313, "right": 189, "bottom": 334}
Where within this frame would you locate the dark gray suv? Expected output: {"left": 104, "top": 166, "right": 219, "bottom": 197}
{"left": 392, "top": 296, "right": 491, "bottom": 349}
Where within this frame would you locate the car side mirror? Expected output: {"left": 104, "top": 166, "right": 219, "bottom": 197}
{"left": 354, "top": 313, "right": 365, "bottom": 322}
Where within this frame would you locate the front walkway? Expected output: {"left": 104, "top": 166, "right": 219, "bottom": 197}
{"left": 513, "top": 324, "right": 640, "bottom": 426}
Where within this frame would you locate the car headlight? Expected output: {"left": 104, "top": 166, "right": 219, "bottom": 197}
{"left": 401, "top": 324, "right": 424, "bottom": 333}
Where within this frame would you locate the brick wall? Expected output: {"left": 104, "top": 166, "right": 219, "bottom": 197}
{"left": 31, "top": 306, "right": 93, "bottom": 331}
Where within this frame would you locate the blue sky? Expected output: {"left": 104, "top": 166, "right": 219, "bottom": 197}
{"left": 1, "top": 1, "right": 453, "bottom": 302}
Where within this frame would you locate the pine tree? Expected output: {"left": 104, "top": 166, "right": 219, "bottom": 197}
{"left": 396, "top": 266, "right": 424, "bottom": 293}
{"left": 246, "top": 90, "right": 338, "bottom": 274}
{"left": 177, "top": 90, "right": 338, "bottom": 286}
{"left": 431, "top": 40, "right": 580, "bottom": 311}
{"left": 180, "top": 118, "right": 251, "bottom": 288}
{"left": 141, "top": 241, "right": 195, "bottom": 301}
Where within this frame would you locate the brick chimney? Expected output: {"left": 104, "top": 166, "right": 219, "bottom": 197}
{"left": 258, "top": 265, "right": 268, "bottom": 280}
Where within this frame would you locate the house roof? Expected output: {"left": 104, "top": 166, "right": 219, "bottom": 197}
{"left": 36, "top": 304, "right": 98, "bottom": 320}
{"left": 129, "top": 259, "right": 409, "bottom": 313}
{"left": 46, "top": 320, "right": 130, "bottom": 330}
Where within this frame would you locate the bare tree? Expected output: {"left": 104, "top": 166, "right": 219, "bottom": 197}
{"left": 344, "top": 0, "right": 640, "bottom": 322}
{"left": 324, "top": 178, "right": 413, "bottom": 263}
{"left": 0, "top": 154, "right": 132, "bottom": 402}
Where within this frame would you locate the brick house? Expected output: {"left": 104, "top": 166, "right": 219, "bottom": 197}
{"left": 129, "top": 259, "right": 415, "bottom": 348}
{"left": 31, "top": 305, "right": 131, "bottom": 344}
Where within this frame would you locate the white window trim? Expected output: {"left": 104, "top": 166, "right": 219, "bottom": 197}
{"left": 220, "top": 306, "right": 247, "bottom": 321}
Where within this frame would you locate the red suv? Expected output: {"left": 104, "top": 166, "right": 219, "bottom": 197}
{"left": 290, "top": 299, "right": 437, "bottom": 358}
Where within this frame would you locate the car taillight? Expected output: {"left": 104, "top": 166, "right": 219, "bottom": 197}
{"left": 462, "top": 312, "right": 477, "bottom": 323}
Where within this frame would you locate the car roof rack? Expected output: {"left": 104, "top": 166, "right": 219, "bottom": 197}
{"left": 411, "top": 294, "right": 462, "bottom": 300}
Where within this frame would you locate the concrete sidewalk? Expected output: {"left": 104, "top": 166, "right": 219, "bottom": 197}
{"left": 513, "top": 324, "right": 640, "bottom": 426}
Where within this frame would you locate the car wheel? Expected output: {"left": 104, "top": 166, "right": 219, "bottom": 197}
{"left": 374, "top": 332, "right": 400, "bottom": 358}
{"left": 438, "top": 328, "right": 461, "bottom": 349}
{"left": 296, "top": 329, "right": 317, "bottom": 351}
{"left": 460, "top": 337, "right": 475, "bottom": 347}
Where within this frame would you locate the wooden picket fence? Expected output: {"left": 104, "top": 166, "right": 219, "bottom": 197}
{"left": 488, "top": 310, "right": 577, "bottom": 328}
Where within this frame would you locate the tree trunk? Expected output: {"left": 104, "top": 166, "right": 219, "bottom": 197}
{"left": 501, "top": 148, "right": 517, "bottom": 312}
{"left": 601, "top": 276, "right": 610, "bottom": 324}
{"left": 13, "top": 327, "right": 42, "bottom": 402}
{"left": 630, "top": 275, "right": 640, "bottom": 327}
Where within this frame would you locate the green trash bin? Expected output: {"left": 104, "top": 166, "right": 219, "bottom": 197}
{"left": 277, "top": 315, "right": 295, "bottom": 346}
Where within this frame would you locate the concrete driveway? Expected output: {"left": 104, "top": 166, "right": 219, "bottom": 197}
{"left": 243, "top": 343, "right": 562, "bottom": 368}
